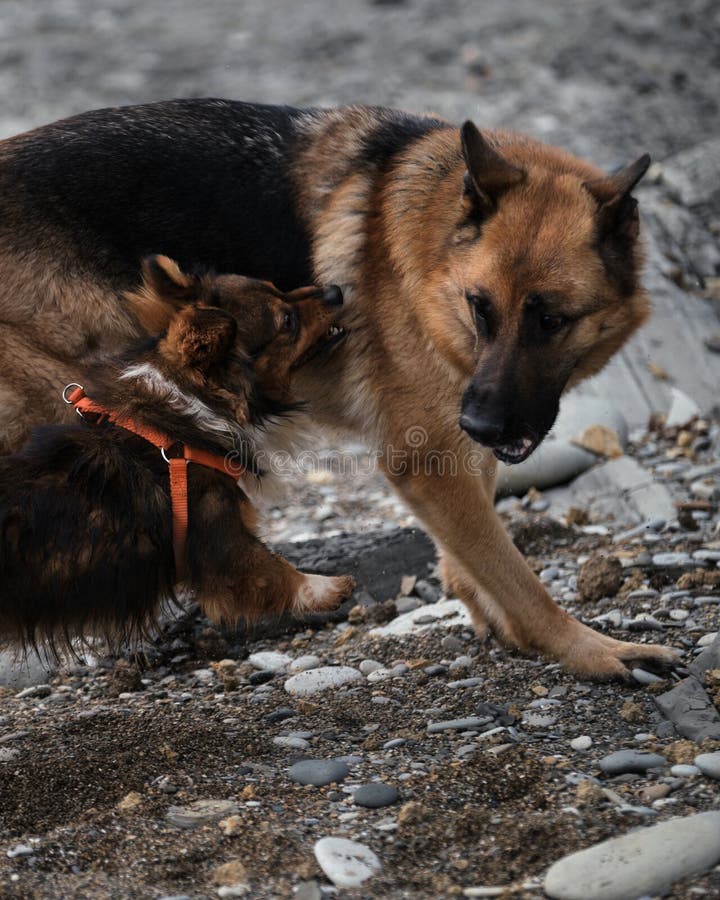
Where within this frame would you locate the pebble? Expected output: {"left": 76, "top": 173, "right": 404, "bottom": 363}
{"left": 284, "top": 666, "right": 362, "bottom": 697}
{"left": 287, "top": 655, "right": 322, "bottom": 673}
{"left": 166, "top": 800, "right": 239, "bottom": 829}
{"left": 273, "top": 735, "right": 310, "bottom": 751}
{"left": 697, "top": 631, "right": 718, "bottom": 647}
{"left": 383, "top": 738, "right": 406, "bottom": 750}
{"left": 441, "top": 635, "right": 465, "bottom": 654}
{"left": 598, "top": 751, "right": 667, "bottom": 776}
{"left": 427, "top": 716, "right": 493, "bottom": 733}
{"left": 359, "top": 659, "right": 383, "bottom": 675}
{"left": 540, "top": 567, "right": 560, "bottom": 582}
{"left": 288, "top": 759, "right": 349, "bottom": 787}
{"left": 631, "top": 668, "right": 665, "bottom": 685}
{"left": 570, "top": 735, "right": 592, "bottom": 751}
{"left": 265, "top": 707, "right": 296, "bottom": 724}
{"left": 544, "top": 811, "right": 720, "bottom": 900}
{"left": 447, "top": 677, "right": 483, "bottom": 689}
{"left": 694, "top": 751, "right": 720, "bottom": 780}
{"left": 652, "top": 552, "right": 691, "bottom": 567}
{"left": 423, "top": 664, "right": 447, "bottom": 676}
{"left": 670, "top": 764, "right": 700, "bottom": 777}
{"left": 313, "top": 837, "right": 381, "bottom": 888}
{"left": 693, "top": 549, "right": 720, "bottom": 562}
{"left": 248, "top": 670, "right": 275, "bottom": 686}
{"left": 668, "top": 609, "right": 689, "bottom": 621}
{"left": 248, "top": 651, "right": 292, "bottom": 672}
{"left": 352, "top": 783, "right": 399, "bottom": 808}
{"left": 6, "top": 845, "right": 34, "bottom": 858}
{"left": 448, "top": 655, "right": 473, "bottom": 672}
{"left": 15, "top": 684, "right": 52, "bottom": 699}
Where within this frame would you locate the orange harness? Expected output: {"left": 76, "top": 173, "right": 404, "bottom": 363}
{"left": 64, "top": 384, "right": 245, "bottom": 579}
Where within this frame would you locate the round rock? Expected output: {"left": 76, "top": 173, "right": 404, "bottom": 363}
{"left": 694, "top": 751, "right": 720, "bottom": 780}
{"left": 314, "top": 837, "right": 381, "bottom": 888}
{"left": 287, "top": 655, "right": 322, "bottom": 673}
{"left": 284, "top": 666, "right": 362, "bottom": 697}
{"left": 288, "top": 759, "right": 349, "bottom": 787}
{"left": 570, "top": 735, "right": 592, "bottom": 752}
{"left": 544, "top": 811, "right": 720, "bottom": 900}
{"left": 353, "top": 783, "right": 399, "bottom": 808}
{"left": 248, "top": 651, "right": 292, "bottom": 672}
{"left": 598, "top": 750, "right": 666, "bottom": 776}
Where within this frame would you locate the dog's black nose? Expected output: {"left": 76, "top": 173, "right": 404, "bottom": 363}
{"left": 459, "top": 412, "right": 504, "bottom": 446}
{"left": 322, "top": 285, "right": 343, "bottom": 307}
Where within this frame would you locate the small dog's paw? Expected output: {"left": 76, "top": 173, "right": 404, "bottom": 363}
{"left": 293, "top": 573, "right": 356, "bottom": 614}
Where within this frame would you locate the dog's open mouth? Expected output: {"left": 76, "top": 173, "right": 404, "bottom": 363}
{"left": 492, "top": 435, "right": 538, "bottom": 465}
{"left": 291, "top": 324, "right": 347, "bottom": 369}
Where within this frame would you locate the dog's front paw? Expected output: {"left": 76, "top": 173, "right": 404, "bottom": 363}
{"left": 557, "top": 621, "right": 681, "bottom": 681}
{"left": 293, "top": 573, "right": 356, "bottom": 615}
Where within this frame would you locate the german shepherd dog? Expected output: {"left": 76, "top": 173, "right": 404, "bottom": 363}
{"left": 0, "top": 99, "right": 678, "bottom": 678}
{"left": 0, "top": 253, "right": 353, "bottom": 650}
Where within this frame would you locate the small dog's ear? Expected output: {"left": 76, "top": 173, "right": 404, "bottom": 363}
{"left": 460, "top": 122, "right": 525, "bottom": 219}
{"left": 141, "top": 255, "right": 198, "bottom": 305}
{"left": 126, "top": 255, "right": 199, "bottom": 334}
{"left": 169, "top": 306, "right": 237, "bottom": 372}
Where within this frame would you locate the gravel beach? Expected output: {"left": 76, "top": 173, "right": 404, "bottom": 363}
{"left": 0, "top": 0, "right": 719, "bottom": 897}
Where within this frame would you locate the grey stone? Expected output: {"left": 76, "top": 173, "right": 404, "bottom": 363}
{"left": 288, "top": 759, "right": 349, "bottom": 787}
{"left": 427, "top": 716, "right": 493, "bottom": 733}
{"left": 694, "top": 751, "right": 720, "bottom": 780}
{"left": 655, "top": 677, "right": 720, "bottom": 741}
{"left": 248, "top": 651, "right": 293, "bottom": 671}
{"left": 631, "top": 668, "right": 664, "bottom": 685}
{"left": 598, "top": 751, "right": 667, "bottom": 776}
{"left": 652, "top": 552, "right": 692, "bottom": 567}
{"left": 273, "top": 735, "right": 310, "bottom": 751}
{"left": 544, "top": 812, "right": 720, "bottom": 900}
{"left": 352, "top": 783, "right": 399, "bottom": 808}
{"left": 570, "top": 736, "right": 592, "bottom": 751}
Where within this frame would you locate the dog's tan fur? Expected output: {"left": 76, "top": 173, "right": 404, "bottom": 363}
{"left": 0, "top": 102, "right": 676, "bottom": 678}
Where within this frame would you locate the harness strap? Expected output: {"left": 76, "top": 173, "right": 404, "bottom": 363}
{"left": 64, "top": 384, "right": 244, "bottom": 579}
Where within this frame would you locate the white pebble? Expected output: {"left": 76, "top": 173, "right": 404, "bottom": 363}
{"left": 284, "top": 666, "right": 362, "bottom": 697}
{"left": 287, "top": 655, "right": 322, "bottom": 673}
{"left": 570, "top": 736, "right": 592, "bottom": 752}
{"left": 248, "top": 651, "right": 292, "bottom": 672}
{"left": 314, "top": 836, "right": 381, "bottom": 888}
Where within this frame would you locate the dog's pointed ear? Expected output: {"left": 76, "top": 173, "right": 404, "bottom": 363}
{"left": 127, "top": 255, "right": 200, "bottom": 334}
{"left": 583, "top": 154, "right": 651, "bottom": 242}
{"left": 168, "top": 306, "right": 237, "bottom": 372}
{"left": 460, "top": 122, "right": 525, "bottom": 218}
{"left": 141, "top": 255, "right": 198, "bottom": 305}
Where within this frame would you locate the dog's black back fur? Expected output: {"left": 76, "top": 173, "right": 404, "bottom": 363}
{"left": 1, "top": 100, "right": 447, "bottom": 292}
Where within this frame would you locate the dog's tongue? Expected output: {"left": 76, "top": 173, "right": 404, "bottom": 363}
{"left": 492, "top": 436, "right": 535, "bottom": 465}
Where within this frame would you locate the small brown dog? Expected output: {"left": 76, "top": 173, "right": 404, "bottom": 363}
{"left": 0, "top": 255, "right": 354, "bottom": 651}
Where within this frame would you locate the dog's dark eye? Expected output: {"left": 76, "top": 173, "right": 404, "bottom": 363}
{"left": 282, "top": 310, "right": 297, "bottom": 333}
{"left": 467, "top": 292, "right": 492, "bottom": 338}
{"left": 539, "top": 313, "right": 567, "bottom": 334}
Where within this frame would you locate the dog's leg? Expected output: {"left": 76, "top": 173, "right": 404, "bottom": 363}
{"left": 438, "top": 551, "right": 492, "bottom": 640}
{"left": 193, "top": 546, "right": 354, "bottom": 625}
{"left": 382, "top": 434, "right": 679, "bottom": 680}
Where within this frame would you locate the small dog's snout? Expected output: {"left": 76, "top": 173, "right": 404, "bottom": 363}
{"left": 322, "top": 285, "right": 343, "bottom": 307}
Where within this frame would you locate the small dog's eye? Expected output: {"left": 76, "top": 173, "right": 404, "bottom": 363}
{"left": 283, "top": 311, "right": 297, "bottom": 332}
{"left": 539, "top": 313, "right": 566, "bottom": 334}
